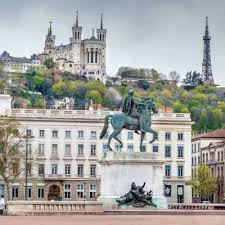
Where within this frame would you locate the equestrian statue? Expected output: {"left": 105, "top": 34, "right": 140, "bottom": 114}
{"left": 100, "top": 90, "right": 158, "bottom": 152}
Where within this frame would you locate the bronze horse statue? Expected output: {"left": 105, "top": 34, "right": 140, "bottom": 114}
{"left": 100, "top": 99, "right": 158, "bottom": 152}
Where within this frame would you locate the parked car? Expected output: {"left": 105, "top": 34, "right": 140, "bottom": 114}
{"left": 0, "top": 195, "right": 5, "bottom": 214}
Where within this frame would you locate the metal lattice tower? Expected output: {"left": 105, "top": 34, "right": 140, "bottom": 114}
{"left": 202, "top": 16, "right": 214, "bottom": 85}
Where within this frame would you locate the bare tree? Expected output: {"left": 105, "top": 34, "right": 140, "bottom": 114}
{"left": 169, "top": 71, "right": 180, "bottom": 83}
{"left": 0, "top": 116, "right": 36, "bottom": 200}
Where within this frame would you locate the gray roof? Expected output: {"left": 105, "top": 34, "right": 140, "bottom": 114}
{"left": 0, "top": 51, "right": 39, "bottom": 64}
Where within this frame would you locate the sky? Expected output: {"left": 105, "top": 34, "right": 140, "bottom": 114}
{"left": 0, "top": 0, "right": 225, "bottom": 85}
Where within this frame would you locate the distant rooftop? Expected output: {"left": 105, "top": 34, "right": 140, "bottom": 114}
{"left": 192, "top": 129, "right": 225, "bottom": 141}
{"left": 0, "top": 51, "right": 39, "bottom": 64}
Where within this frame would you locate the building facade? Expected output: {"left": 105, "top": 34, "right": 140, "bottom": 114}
{"left": 39, "top": 12, "right": 107, "bottom": 83}
{"left": 192, "top": 129, "right": 225, "bottom": 202}
{"left": 0, "top": 51, "right": 43, "bottom": 74}
{"left": 0, "top": 106, "right": 193, "bottom": 204}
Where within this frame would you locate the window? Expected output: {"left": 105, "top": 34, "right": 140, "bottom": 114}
{"left": 164, "top": 184, "right": 171, "bottom": 197}
{"left": 115, "top": 144, "right": 122, "bottom": 152}
{"left": 221, "top": 151, "right": 224, "bottom": 161}
{"left": 65, "top": 164, "right": 71, "bottom": 175}
{"left": 38, "top": 164, "right": 45, "bottom": 175}
{"left": 37, "top": 186, "right": 44, "bottom": 199}
{"left": 90, "top": 164, "right": 96, "bottom": 177}
{"left": 52, "top": 144, "right": 58, "bottom": 156}
{"left": 218, "top": 152, "right": 220, "bottom": 162}
{"left": 52, "top": 130, "right": 58, "bottom": 138}
{"left": 178, "top": 146, "right": 184, "bottom": 158}
{"left": 27, "top": 186, "right": 32, "bottom": 199}
{"left": 65, "top": 131, "right": 71, "bottom": 138}
{"left": 38, "top": 144, "right": 45, "bottom": 156}
{"left": 78, "top": 164, "right": 83, "bottom": 177}
{"left": 90, "top": 145, "right": 96, "bottom": 156}
{"left": 77, "top": 184, "right": 84, "bottom": 198}
{"left": 178, "top": 133, "right": 183, "bottom": 140}
{"left": 128, "top": 132, "right": 133, "bottom": 140}
{"left": 165, "top": 146, "right": 171, "bottom": 157}
{"left": 78, "top": 144, "right": 84, "bottom": 156}
{"left": 13, "top": 129, "right": 19, "bottom": 137}
{"left": 26, "top": 143, "right": 32, "bottom": 155}
{"left": 78, "top": 131, "right": 84, "bottom": 138}
{"left": 165, "top": 132, "right": 171, "bottom": 140}
{"left": 51, "top": 164, "right": 58, "bottom": 174}
{"left": 102, "top": 144, "right": 108, "bottom": 152}
{"left": 90, "top": 184, "right": 96, "bottom": 198}
{"left": 26, "top": 129, "right": 32, "bottom": 137}
{"left": 90, "top": 131, "right": 96, "bottom": 139}
{"left": 127, "top": 144, "right": 133, "bottom": 152}
{"left": 152, "top": 145, "right": 158, "bottom": 153}
{"left": 13, "top": 163, "right": 19, "bottom": 175}
{"left": 65, "top": 144, "right": 71, "bottom": 156}
{"left": 39, "top": 130, "right": 45, "bottom": 137}
{"left": 165, "top": 165, "right": 171, "bottom": 177}
{"left": 64, "top": 184, "right": 71, "bottom": 199}
{"left": 178, "top": 165, "right": 184, "bottom": 177}
{"left": 140, "top": 145, "right": 146, "bottom": 152}
{"left": 12, "top": 186, "right": 19, "bottom": 199}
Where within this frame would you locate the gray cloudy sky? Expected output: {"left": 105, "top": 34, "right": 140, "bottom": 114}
{"left": 0, "top": 0, "right": 225, "bottom": 85}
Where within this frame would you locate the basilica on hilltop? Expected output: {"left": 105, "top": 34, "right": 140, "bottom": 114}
{"left": 39, "top": 11, "right": 107, "bottom": 83}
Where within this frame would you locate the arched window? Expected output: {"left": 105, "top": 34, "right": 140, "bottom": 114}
{"left": 91, "top": 48, "right": 94, "bottom": 63}
{"left": 75, "top": 32, "right": 77, "bottom": 39}
{"left": 95, "top": 50, "right": 98, "bottom": 63}
{"left": 78, "top": 32, "right": 80, "bottom": 40}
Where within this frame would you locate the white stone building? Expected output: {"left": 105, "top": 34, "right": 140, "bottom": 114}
{"left": 39, "top": 12, "right": 107, "bottom": 83}
{"left": 191, "top": 129, "right": 225, "bottom": 202}
{"left": 0, "top": 51, "right": 44, "bottom": 74}
{"left": 0, "top": 105, "right": 193, "bottom": 204}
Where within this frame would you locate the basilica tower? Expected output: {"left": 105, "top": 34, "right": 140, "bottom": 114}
{"left": 70, "top": 11, "right": 82, "bottom": 43}
{"left": 97, "top": 13, "right": 107, "bottom": 69}
{"left": 44, "top": 22, "right": 55, "bottom": 54}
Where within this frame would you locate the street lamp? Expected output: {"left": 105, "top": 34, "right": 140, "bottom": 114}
{"left": 22, "top": 129, "right": 34, "bottom": 200}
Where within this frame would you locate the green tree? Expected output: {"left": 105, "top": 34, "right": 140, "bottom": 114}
{"left": 44, "top": 58, "right": 56, "bottom": 69}
{"left": 188, "top": 164, "right": 215, "bottom": 202}
{"left": 182, "top": 71, "right": 203, "bottom": 90}
{"left": 85, "top": 80, "right": 106, "bottom": 96}
{"left": 86, "top": 90, "right": 102, "bottom": 104}
{"left": 52, "top": 81, "right": 66, "bottom": 98}
{"left": 137, "top": 80, "right": 150, "bottom": 90}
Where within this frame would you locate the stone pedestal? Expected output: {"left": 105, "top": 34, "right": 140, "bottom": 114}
{"left": 98, "top": 151, "right": 167, "bottom": 209}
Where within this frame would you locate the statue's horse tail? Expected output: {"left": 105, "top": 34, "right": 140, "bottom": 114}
{"left": 100, "top": 114, "right": 112, "bottom": 139}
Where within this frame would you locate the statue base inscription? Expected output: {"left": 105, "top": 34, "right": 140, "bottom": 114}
{"left": 98, "top": 151, "right": 167, "bottom": 209}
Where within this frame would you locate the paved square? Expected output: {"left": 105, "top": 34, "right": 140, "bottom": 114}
{"left": 0, "top": 215, "right": 225, "bottom": 225}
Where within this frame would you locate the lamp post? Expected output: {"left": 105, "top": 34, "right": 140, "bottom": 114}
{"left": 23, "top": 129, "right": 34, "bottom": 200}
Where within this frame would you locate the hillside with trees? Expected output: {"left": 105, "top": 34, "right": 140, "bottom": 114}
{"left": 1, "top": 63, "right": 225, "bottom": 134}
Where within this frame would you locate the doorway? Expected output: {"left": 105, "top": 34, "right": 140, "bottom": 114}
{"left": 48, "top": 184, "right": 60, "bottom": 200}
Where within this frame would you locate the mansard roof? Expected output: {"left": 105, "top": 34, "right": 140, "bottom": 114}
{"left": 0, "top": 51, "right": 39, "bottom": 64}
